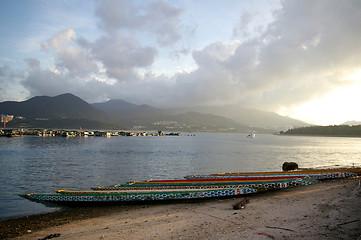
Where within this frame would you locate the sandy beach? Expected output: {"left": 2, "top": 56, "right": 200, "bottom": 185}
{"left": 1, "top": 177, "right": 360, "bottom": 240}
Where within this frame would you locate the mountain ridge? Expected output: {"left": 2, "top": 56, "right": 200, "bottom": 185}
{"left": 169, "top": 105, "right": 310, "bottom": 130}
{"left": 1, "top": 93, "right": 107, "bottom": 121}
{"left": 1, "top": 93, "right": 310, "bottom": 132}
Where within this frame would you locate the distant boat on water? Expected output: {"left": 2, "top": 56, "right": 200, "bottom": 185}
{"left": 247, "top": 132, "right": 255, "bottom": 138}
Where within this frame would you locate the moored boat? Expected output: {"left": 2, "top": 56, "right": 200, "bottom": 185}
{"left": 20, "top": 187, "right": 258, "bottom": 204}
{"left": 247, "top": 132, "right": 255, "bottom": 138}
{"left": 184, "top": 171, "right": 358, "bottom": 180}
{"left": 93, "top": 178, "right": 317, "bottom": 190}
{"left": 209, "top": 168, "right": 361, "bottom": 176}
{"left": 20, "top": 168, "right": 357, "bottom": 206}
{"left": 20, "top": 178, "right": 317, "bottom": 205}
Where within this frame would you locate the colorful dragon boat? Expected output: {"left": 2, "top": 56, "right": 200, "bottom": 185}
{"left": 209, "top": 168, "right": 361, "bottom": 176}
{"left": 92, "top": 178, "right": 317, "bottom": 191}
{"left": 21, "top": 178, "right": 316, "bottom": 205}
{"left": 94, "top": 178, "right": 316, "bottom": 190}
{"left": 20, "top": 168, "right": 358, "bottom": 205}
{"left": 184, "top": 169, "right": 359, "bottom": 180}
{"left": 20, "top": 187, "right": 259, "bottom": 204}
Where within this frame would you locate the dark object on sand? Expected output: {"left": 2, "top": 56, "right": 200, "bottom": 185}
{"left": 282, "top": 162, "right": 299, "bottom": 171}
{"left": 39, "top": 233, "right": 61, "bottom": 240}
{"left": 233, "top": 198, "right": 250, "bottom": 210}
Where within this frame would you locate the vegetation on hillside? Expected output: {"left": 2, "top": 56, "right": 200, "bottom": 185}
{"left": 6, "top": 118, "right": 123, "bottom": 130}
{"left": 284, "top": 125, "right": 361, "bottom": 137}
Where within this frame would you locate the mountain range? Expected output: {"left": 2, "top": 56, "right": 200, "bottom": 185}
{"left": 0, "top": 93, "right": 310, "bottom": 132}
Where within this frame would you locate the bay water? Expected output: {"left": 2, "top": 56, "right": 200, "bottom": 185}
{"left": 1, "top": 133, "right": 360, "bottom": 220}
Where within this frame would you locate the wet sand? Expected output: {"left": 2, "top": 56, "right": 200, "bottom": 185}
{"left": 1, "top": 178, "right": 360, "bottom": 240}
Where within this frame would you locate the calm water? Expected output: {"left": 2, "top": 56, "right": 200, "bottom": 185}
{"left": 1, "top": 133, "right": 360, "bottom": 220}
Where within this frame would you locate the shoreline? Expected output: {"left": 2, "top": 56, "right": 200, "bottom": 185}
{"left": 1, "top": 177, "right": 360, "bottom": 240}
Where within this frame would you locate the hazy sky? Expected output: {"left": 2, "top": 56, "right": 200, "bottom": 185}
{"left": 1, "top": 0, "right": 361, "bottom": 125}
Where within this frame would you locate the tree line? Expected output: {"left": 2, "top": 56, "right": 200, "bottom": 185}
{"left": 284, "top": 125, "right": 361, "bottom": 137}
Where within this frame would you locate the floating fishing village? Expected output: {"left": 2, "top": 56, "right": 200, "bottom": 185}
{"left": 0, "top": 128, "right": 182, "bottom": 137}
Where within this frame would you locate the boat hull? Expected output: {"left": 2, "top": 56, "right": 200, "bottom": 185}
{"left": 94, "top": 178, "right": 316, "bottom": 191}
{"left": 209, "top": 168, "right": 361, "bottom": 176}
{"left": 20, "top": 187, "right": 258, "bottom": 205}
{"left": 21, "top": 168, "right": 357, "bottom": 206}
{"left": 184, "top": 172, "right": 357, "bottom": 180}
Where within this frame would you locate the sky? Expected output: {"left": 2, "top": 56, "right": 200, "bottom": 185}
{"left": 1, "top": 0, "right": 361, "bottom": 126}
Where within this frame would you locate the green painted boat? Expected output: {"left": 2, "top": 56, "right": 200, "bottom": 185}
{"left": 94, "top": 178, "right": 317, "bottom": 190}
{"left": 20, "top": 187, "right": 259, "bottom": 205}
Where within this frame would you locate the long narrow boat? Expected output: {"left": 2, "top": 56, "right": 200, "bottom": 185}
{"left": 20, "top": 187, "right": 259, "bottom": 204}
{"left": 20, "top": 178, "right": 317, "bottom": 205}
{"left": 93, "top": 178, "right": 317, "bottom": 191}
{"left": 21, "top": 168, "right": 357, "bottom": 205}
{"left": 208, "top": 168, "right": 361, "bottom": 176}
{"left": 102, "top": 171, "right": 355, "bottom": 187}
{"left": 184, "top": 171, "right": 357, "bottom": 180}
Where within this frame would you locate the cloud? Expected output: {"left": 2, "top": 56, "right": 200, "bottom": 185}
{"left": 42, "top": 28, "right": 98, "bottom": 78}
{"left": 91, "top": 32, "right": 157, "bottom": 81}
{"left": 245, "top": 0, "right": 361, "bottom": 109}
{"left": 233, "top": 11, "right": 254, "bottom": 39}
{"left": 95, "top": 0, "right": 184, "bottom": 46}
{"left": 161, "top": 0, "right": 361, "bottom": 110}
{"left": 18, "top": 0, "right": 178, "bottom": 100}
{"left": 24, "top": 58, "right": 40, "bottom": 69}
{"left": 22, "top": 56, "right": 116, "bottom": 102}
{"left": 20, "top": 28, "right": 104, "bottom": 99}
{"left": 20, "top": 30, "right": 157, "bottom": 101}
{"left": 0, "top": 65, "right": 28, "bottom": 102}
{"left": 22, "top": 58, "right": 70, "bottom": 97}
{"left": 13, "top": 0, "right": 361, "bottom": 113}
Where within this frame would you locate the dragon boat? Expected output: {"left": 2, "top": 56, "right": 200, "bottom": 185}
{"left": 208, "top": 168, "right": 361, "bottom": 176}
{"left": 20, "top": 168, "right": 358, "bottom": 205}
{"left": 94, "top": 178, "right": 317, "bottom": 190}
{"left": 20, "top": 187, "right": 259, "bottom": 205}
{"left": 20, "top": 178, "right": 316, "bottom": 205}
{"left": 184, "top": 170, "right": 358, "bottom": 180}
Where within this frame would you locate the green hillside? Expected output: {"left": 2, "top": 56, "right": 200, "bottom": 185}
{"left": 284, "top": 125, "right": 361, "bottom": 137}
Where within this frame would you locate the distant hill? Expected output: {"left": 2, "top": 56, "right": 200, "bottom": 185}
{"left": 0, "top": 93, "right": 311, "bottom": 132}
{"left": 343, "top": 121, "right": 361, "bottom": 126}
{"left": 92, "top": 99, "right": 138, "bottom": 115}
{"left": 162, "top": 111, "right": 254, "bottom": 132}
{"left": 0, "top": 93, "right": 120, "bottom": 129}
{"left": 0, "top": 93, "right": 106, "bottom": 120}
{"left": 169, "top": 105, "right": 310, "bottom": 130}
{"left": 284, "top": 125, "right": 361, "bottom": 137}
{"left": 92, "top": 100, "right": 256, "bottom": 132}
{"left": 92, "top": 100, "right": 169, "bottom": 120}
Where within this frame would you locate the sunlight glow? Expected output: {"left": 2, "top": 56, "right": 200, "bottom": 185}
{"left": 287, "top": 83, "right": 361, "bottom": 125}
